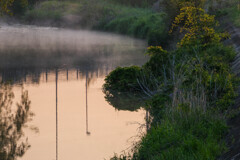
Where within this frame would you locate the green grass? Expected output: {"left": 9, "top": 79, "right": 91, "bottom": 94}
{"left": 24, "top": 1, "right": 82, "bottom": 23}
{"left": 99, "top": 8, "right": 168, "bottom": 46}
{"left": 110, "top": 108, "right": 228, "bottom": 160}
{"left": 225, "top": 5, "right": 240, "bottom": 27}
{"left": 133, "top": 109, "right": 227, "bottom": 160}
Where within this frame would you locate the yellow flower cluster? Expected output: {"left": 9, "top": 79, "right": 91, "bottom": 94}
{"left": 170, "top": 6, "right": 226, "bottom": 46}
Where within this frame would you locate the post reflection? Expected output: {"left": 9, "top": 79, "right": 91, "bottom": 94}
{"left": 86, "top": 71, "right": 91, "bottom": 135}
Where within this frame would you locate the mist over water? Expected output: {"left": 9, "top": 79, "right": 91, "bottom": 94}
{"left": 0, "top": 25, "right": 147, "bottom": 83}
{"left": 0, "top": 24, "right": 148, "bottom": 85}
{"left": 0, "top": 25, "right": 148, "bottom": 160}
{"left": 0, "top": 25, "right": 146, "bottom": 68}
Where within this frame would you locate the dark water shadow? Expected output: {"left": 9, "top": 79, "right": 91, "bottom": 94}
{"left": 103, "top": 90, "right": 145, "bottom": 111}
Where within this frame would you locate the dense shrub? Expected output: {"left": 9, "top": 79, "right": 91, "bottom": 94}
{"left": 143, "top": 44, "right": 237, "bottom": 112}
{"left": 103, "top": 66, "right": 141, "bottom": 92}
{"left": 170, "top": 6, "right": 229, "bottom": 47}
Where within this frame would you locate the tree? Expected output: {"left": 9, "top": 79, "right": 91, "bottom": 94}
{"left": 11, "top": 0, "right": 28, "bottom": 15}
{"left": 0, "top": 0, "right": 14, "bottom": 14}
{"left": 169, "top": 6, "right": 228, "bottom": 46}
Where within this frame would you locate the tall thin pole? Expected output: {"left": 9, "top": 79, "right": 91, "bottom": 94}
{"left": 56, "top": 69, "right": 58, "bottom": 160}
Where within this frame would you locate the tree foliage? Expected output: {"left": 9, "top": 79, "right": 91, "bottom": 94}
{"left": 11, "top": 0, "right": 28, "bottom": 15}
{"left": 0, "top": 0, "right": 14, "bottom": 14}
{"left": 170, "top": 6, "right": 229, "bottom": 46}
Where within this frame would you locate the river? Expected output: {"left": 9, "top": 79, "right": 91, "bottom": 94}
{"left": 0, "top": 25, "right": 148, "bottom": 160}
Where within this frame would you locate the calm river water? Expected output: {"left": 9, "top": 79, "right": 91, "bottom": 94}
{"left": 0, "top": 25, "right": 148, "bottom": 160}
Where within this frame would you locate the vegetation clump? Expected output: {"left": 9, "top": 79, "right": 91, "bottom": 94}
{"left": 0, "top": 0, "right": 14, "bottom": 14}
{"left": 104, "top": 66, "right": 141, "bottom": 92}
{"left": 105, "top": 3, "right": 238, "bottom": 160}
{"left": 170, "top": 6, "right": 229, "bottom": 46}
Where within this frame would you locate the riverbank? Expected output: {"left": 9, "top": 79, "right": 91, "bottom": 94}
{"left": 18, "top": 0, "right": 169, "bottom": 46}
{"left": 103, "top": 2, "right": 240, "bottom": 160}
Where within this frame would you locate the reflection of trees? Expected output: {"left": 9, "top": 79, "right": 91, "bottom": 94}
{"left": 0, "top": 41, "right": 147, "bottom": 85}
{"left": 0, "top": 84, "right": 33, "bottom": 160}
{"left": 104, "top": 90, "right": 144, "bottom": 111}
{"left": 0, "top": 68, "right": 42, "bottom": 84}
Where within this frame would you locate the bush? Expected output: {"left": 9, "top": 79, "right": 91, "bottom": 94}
{"left": 103, "top": 66, "right": 141, "bottom": 92}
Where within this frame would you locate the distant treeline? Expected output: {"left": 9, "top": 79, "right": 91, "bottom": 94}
{"left": 10, "top": 0, "right": 41, "bottom": 15}
{"left": 110, "top": 0, "right": 157, "bottom": 7}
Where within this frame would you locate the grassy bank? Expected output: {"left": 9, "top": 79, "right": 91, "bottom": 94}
{"left": 129, "top": 110, "right": 227, "bottom": 160}
{"left": 23, "top": 0, "right": 168, "bottom": 46}
{"left": 225, "top": 5, "right": 240, "bottom": 27}
{"left": 108, "top": 44, "right": 237, "bottom": 160}
{"left": 104, "top": 4, "right": 239, "bottom": 160}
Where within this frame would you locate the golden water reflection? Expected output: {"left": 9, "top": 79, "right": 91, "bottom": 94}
{"left": 12, "top": 69, "right": 146, "bottom": 160}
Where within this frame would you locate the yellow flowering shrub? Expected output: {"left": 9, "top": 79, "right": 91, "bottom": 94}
{"left": 170, "top": 6, "right": 229, "bottom": 46}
